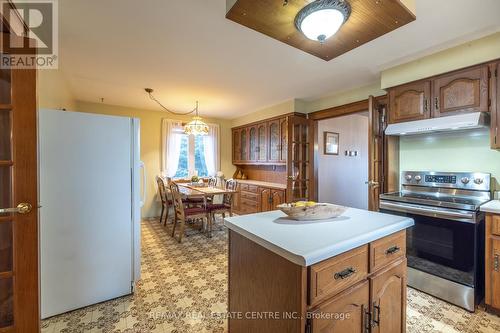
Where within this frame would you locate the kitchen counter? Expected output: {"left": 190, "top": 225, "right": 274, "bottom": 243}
{"left": 224, "top": 208, "right": 414, "bottom": 266}
{"left": 235, "top": 179, "right": 286, "bottom": 190}
{"left": 480, "top": 200, "right": 500, "bottom": 214}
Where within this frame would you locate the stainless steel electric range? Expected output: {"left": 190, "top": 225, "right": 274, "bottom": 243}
{"left": 379, "top": 171, "right": 491, "bottom": 311}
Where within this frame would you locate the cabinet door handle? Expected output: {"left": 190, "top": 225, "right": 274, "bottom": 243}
{"left": 373, "top": 302, "right": 381, "bottom": 326}
{"left": 334, "top": 267, "right": 357, "bottom": 280}
{"left": 434, "top": 97, "right": 439, "bottom": 110}
{"left": 364, "top": 310, "right": 371, "bottom": 333}
{"left": 495, "top": 254, "right": 499, "bottom": 272}
{"left": 386, "top": 245, "right": 401, "bottom": 255}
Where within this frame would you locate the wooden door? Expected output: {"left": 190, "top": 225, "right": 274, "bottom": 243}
{"left": 432, "top": 65, "right": 489, "bottom": 117}
{"left": 485, "top": 214, "right": 500, "bottom": 310}
{"left": 279, "top": 117, "right": 288, "bottom": 163}
{"left": 388, "top": 80, "right": 431, "bottom": 123}
{"left": 260, "top": 188, "right": 271, "bottom": 212}
{"left": 310, "top": 280, "right": 370, "bottom": 333}
{"left": 368, "top": 96, "right": 385, "bottom": 211}
{"left": 232, "top": 128, "right": 241, "bottom": 163}
{"left": 287, "top": 116, "right": 313, "bottom": 202}
{"left": 267, "top": 119, "right": 281, "bottom": 163}
{"left": 370, "top": 260, "right": 407, "bottom": 333}
{"left": 0, "top": 34, "right": 39, "bottom": 332}
{"left": 270, "top": 190, "right": 285, "bottom": 210}
{"left": 257, "top": 122, "right": 267, "bottom": 162}
{"left": 240, "top": 127, "right": 248, "bottom": 162}
{"left": 248, "top": 125, "right": 258, "bottom": 162}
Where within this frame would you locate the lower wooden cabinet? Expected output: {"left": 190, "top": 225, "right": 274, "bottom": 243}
{"left": 309, "top": 280, "right": 370, "bottom": 333}
{"left": 486, "top": 214, "right": 500, "bottom": 312}
{"left": 370, "top": 260, "right": 407, "bottom": 333}
{"left": 234, "top": 183, "right": 286, "bottom": 215}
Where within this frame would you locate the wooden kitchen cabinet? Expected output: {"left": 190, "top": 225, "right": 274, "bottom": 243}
{"left": 257, "top": 122, "right": 267, "bottom": 162}
{"left": 248, "top": 125, "right": 258, "bottom": 162}
{"left": 370, "top": 259, "right": 407, "bottom": 333}
{"left": 267, "top": 119, "right": 281, "bottom": 163}
{"left": 491, "top": 62, "right": 499, "bottom": 149}
{"left": 432, "top": 65, "right": 489, "bottom": 117}
{"left": 232, "top": 128, "right": 241, "bottom": 163}
{"left": 260, "top": 188, "right": 286, "bottom": 212}
{"left": 240, "top": 127, "right": 248, "bottom": 162}
{"left": 388, "top": 80, "right": 431, "bottom": 123}
{"left": 279, "top": 118, "right": 288, "bottom": 163}
{"left": 486, "top": 214, "right": 500, "bottom": 312}
{"left": 309, "top": 280, "right": 370, "bottom": 333}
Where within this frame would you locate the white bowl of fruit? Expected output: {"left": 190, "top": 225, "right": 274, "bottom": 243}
{"left": 277, "top": 201, "right": 347, "bottom": 221}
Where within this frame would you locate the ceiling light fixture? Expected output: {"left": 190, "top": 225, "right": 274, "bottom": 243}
{"left": 145, "top": 88, "right": 209, "bottom": 136}
{"left": 295, "top": 0, "right": 351, "bottom": 43}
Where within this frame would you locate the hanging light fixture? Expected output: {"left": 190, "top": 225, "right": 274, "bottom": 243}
{"left": 295, "top": 0, "right": 351, "bottom": 43}
{"left": 145, "top": 88, "right": 209, "bottom": 136}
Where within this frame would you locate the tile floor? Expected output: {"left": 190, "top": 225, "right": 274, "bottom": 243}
{"left": 42, "top": 219, "right": 500, "bottom": 333}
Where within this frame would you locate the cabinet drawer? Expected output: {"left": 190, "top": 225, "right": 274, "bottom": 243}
{"left": 370, "top": 231, "right": 406, "bottom": 272}
{"left": 309, "top": 245, "right": 369, "bottom": 306}
{"left": 241, "top": 191, "right": 259, "bottom": 202}
{"left": 492, "top": 215, "right": 500, "bottom": 236}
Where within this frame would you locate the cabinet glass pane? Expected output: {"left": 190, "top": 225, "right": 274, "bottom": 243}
{"left": 258, "top": 126, "right": 266, "bottom": 160}
{"left": 280, "top": 120, "right": 287, "bottom": 161}
{"left": 0, "top": 277, "right": 14, "bottom": 328}
{"left": 269, "top": 123, "right": 279, "bottom": 161}
{"left": 240, "top": 130, "right": 247, "bottom": 160}
{"left": 0, "top": 222, "right": 12, "bottom": 273}
{"left": 249, "top": 127, "right": 257, "bottom": 160}
{"left": 0, "top": 68, "right": 11, "bottom": 105}
{"left": 0, "top": 167, "right": 11, "bottom": 208}
{"left": 0, "top": 110, "right": 12, "bottom": 160}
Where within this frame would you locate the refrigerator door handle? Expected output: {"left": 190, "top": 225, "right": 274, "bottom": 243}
{"left": 140, "top": 161, "right": 146, "bottom": 207}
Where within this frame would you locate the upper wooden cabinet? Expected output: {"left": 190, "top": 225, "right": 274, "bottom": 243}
{"left": 267, "top": 120, "right": 281, "bottom": 163}
{"left": 432, "top": 65, "right": 489, "bottom": 117}
{"left": 491, "top": 62, "right": 499, "bottom": 149}
{"left": 388, "top": 80, "right": 431, "bottom": 123}
{"left": 232, "top": 128, "right": 241, "bottom": 163}
{"left": 388, "top": 63, "right": 496, "bottom": 128}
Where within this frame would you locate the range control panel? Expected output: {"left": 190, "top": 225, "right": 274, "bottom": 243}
{"left": 402, "top": 171, "right": 491, "bottom": 191}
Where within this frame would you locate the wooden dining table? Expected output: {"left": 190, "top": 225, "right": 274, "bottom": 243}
{"left": 175, "top": 182, "right": 238, "bottom": 199}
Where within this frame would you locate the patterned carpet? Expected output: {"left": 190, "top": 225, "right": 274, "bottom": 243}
{"left": 42, "top": 219, "right": 500, "bottom": 333}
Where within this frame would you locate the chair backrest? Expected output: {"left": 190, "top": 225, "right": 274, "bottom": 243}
{"left": 223, "top": 179, "right": 237, "bottom": 206}
{"left": 208, "top": 177, "right": 217, "bottom": 187}
{"left": 156, "top": 176, "right": 168, "bottom": 204}
{"left": 169, "top": 183, "right": 185, "bottom": 219}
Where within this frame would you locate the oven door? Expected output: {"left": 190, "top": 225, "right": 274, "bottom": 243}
{"left": 380, "top": 201, "right": 484, "bottom": 288}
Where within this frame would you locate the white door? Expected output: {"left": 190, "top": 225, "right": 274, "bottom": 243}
{"left": 39, "top": 109, "right": 133, "bottom": 318}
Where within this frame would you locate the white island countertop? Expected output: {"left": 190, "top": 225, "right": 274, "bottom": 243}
{"left": 480, "top": 200, "right": 500, "bottom": 214}
{"left": 224, "top": 208, "right": 414, "bottom": 267}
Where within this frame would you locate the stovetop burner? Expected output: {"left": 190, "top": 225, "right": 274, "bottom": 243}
{"left": 380, "top": 191, "right": 489, "bottom": 211}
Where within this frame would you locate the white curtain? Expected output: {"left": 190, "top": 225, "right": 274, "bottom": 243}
{"left": 161, "top": 119, "right": 183, "bottom": 177}
{"left": 203, "top": 123, "right": 220, "bottom": 176}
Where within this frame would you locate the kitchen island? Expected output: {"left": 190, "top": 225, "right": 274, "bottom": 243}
{"left": 224, "top": 208, "right": 414, "bottom": 333}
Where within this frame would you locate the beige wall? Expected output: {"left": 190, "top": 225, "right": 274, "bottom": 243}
{"left": 38, "top": 69, "right": 77, "bottom": 111}
{"left": 72, "top": 101, "right": 234, "bottom": 219}
{"left": 381, "top": 32, "right": 500, "bottom": 89}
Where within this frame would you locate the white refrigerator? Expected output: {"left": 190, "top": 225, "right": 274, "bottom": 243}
{"left": 38, "top": 109, "right": 146, "bottom": 319}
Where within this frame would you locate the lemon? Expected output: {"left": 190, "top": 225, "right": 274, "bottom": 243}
{"left": 306, "top": 201, "right": 316, "bottom": 207}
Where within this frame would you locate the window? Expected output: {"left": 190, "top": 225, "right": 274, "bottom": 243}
{"left": 162, "top": 119, "right": 219, "bottom": 179}
{"left": 172, "top": 130, "right": 209, "bottom": 178}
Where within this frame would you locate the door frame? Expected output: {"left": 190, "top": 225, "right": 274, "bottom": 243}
{"left": 309, "top": 95, "right": 398, "bottom": 209}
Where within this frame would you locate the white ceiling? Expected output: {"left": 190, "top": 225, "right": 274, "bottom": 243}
{"left": 58, "top": 0, "right": 500, "bottom": 118}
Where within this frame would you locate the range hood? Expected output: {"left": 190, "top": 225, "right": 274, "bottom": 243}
{"left": 385, "top": 112, "right": 490, "bottom": 136}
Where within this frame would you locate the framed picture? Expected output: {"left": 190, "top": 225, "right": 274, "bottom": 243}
{"left": 324, "top": 132, "right": 339, "bottom": 155}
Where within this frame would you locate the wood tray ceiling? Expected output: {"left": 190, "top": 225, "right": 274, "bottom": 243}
{"left": 226, "top": 0, "right": 415, "bottom": 61}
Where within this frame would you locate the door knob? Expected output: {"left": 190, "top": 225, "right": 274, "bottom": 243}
{"left": 365, "top": 181, "right": 380, "bottom": 187}
{"left": 0, "top": 203, "right": 33, "bottom": 215}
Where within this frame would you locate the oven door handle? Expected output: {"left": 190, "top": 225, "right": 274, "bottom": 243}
{"left": 380, "top": 201, "right": 476, "bottom": 223}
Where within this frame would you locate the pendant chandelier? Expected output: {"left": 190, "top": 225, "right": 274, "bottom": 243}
{"left": 295, "top": 0, "right": 351, "bottom": 43}
{"left": 145, "top": 88, "right": 209, "bottom": 136}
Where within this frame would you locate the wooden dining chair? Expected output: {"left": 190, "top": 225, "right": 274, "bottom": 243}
{"left": 208, "top": 176, "right": 217, "bottom": 187}
{"left": 156, "top": 176, "right": 172, "bottom": 225}
{"left": 207, "top": 179, "right": 237, "bottom": 236}
{"left": 170, "top": 183, "right": 210, "bottom": 243}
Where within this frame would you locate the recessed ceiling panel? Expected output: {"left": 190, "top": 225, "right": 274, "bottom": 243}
{"left": 226, "top": 0, "right": 415, "bottom": 61}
